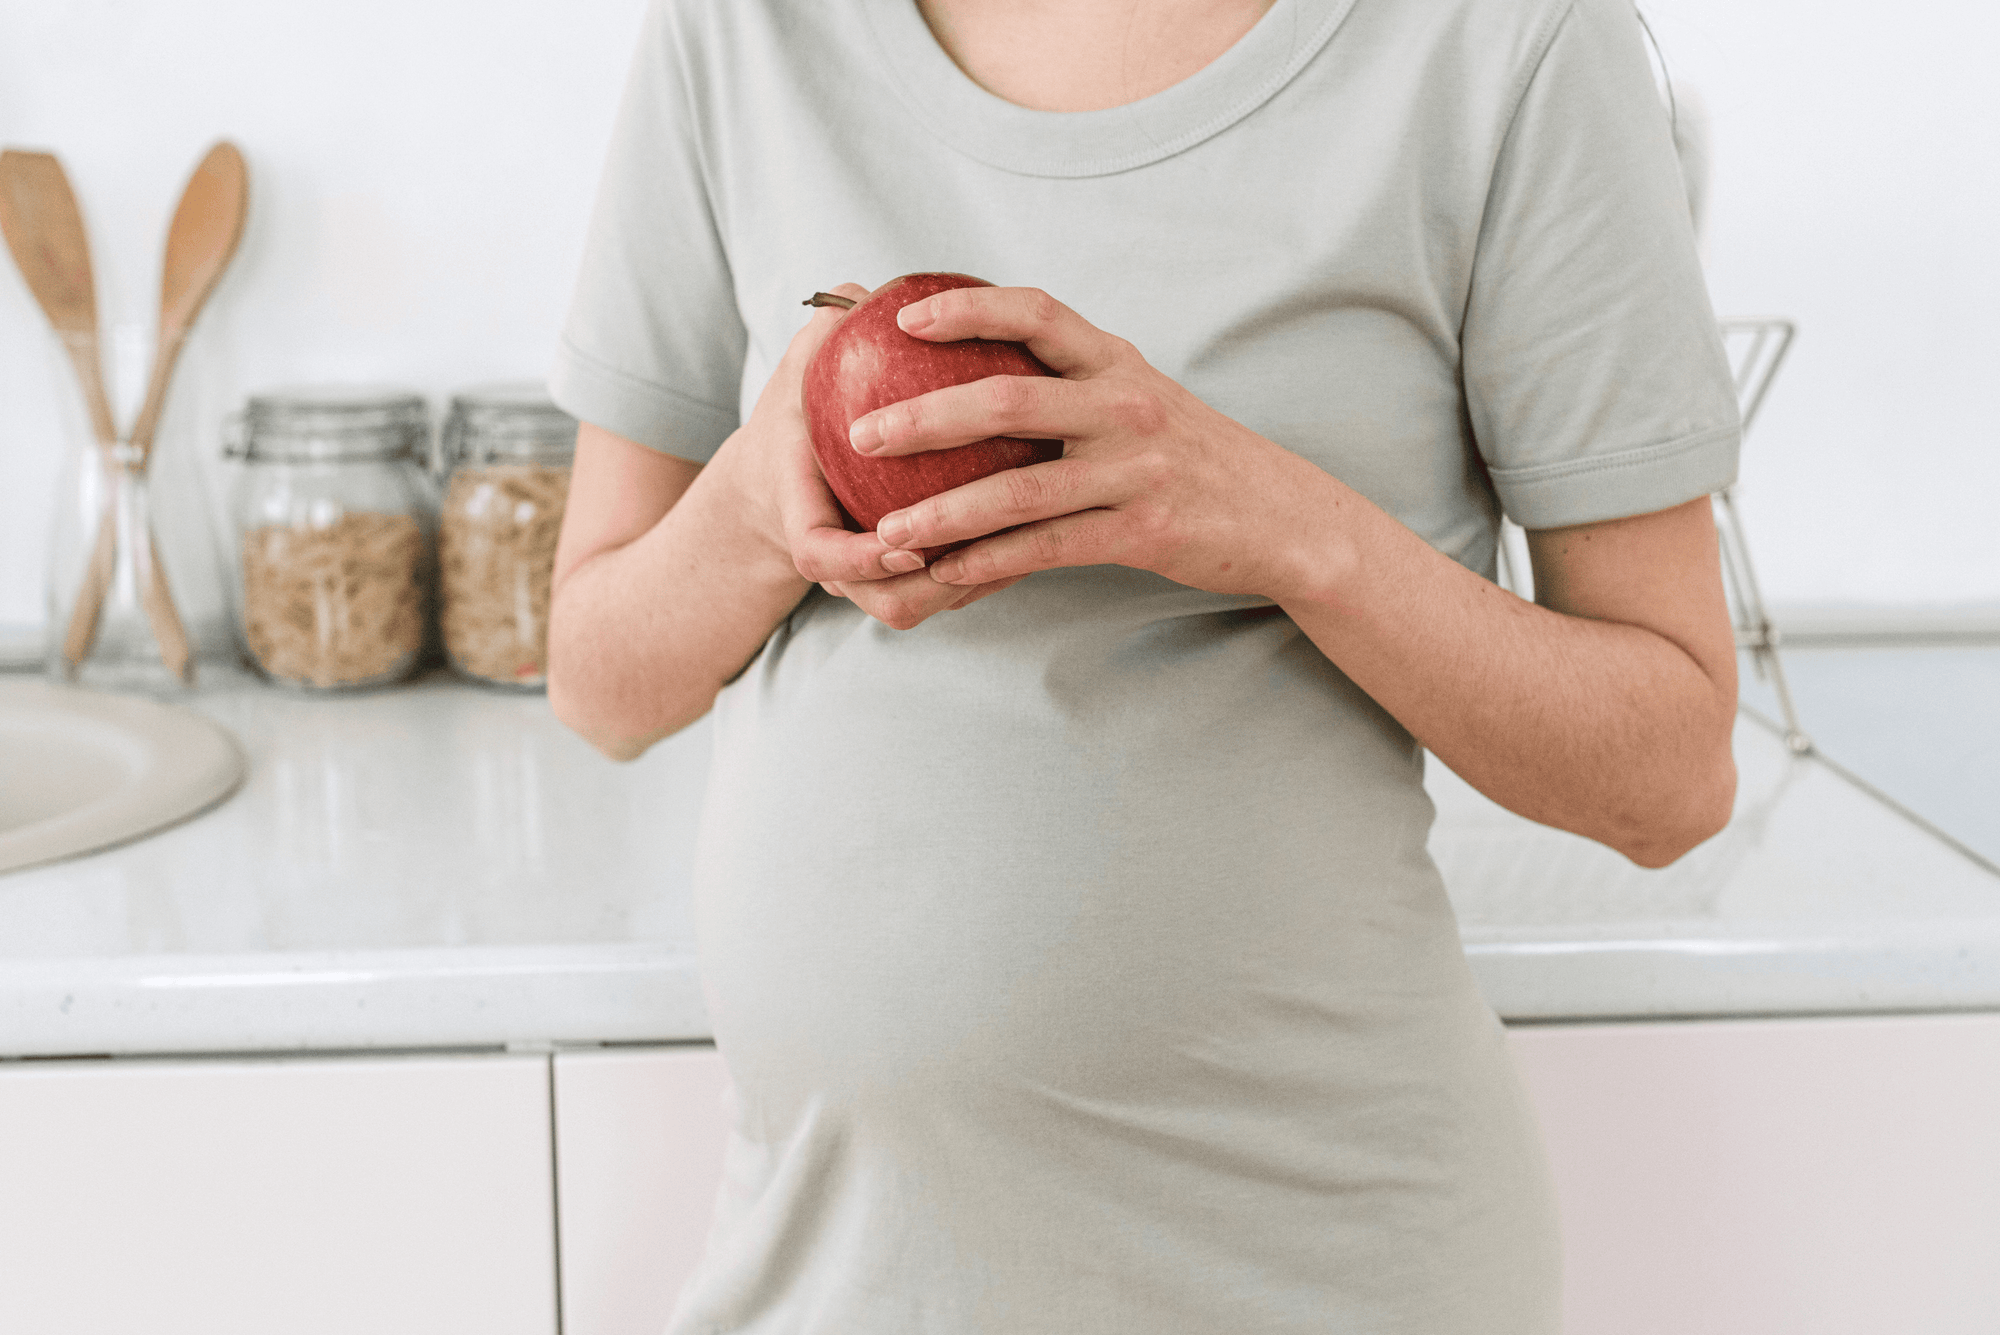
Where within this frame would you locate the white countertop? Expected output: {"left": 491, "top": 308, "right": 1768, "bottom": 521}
{"left": 1434, "top": 708, "right": 2000, "bottom": 1021}
{"left": 0, "top": 668, "right": 711, "bottom": 1057}
{"left": 2, "top": 665, "right": 1996, "bottom": 1058}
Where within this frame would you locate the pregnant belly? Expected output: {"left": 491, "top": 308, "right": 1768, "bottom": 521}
{"left": 690, "top": 687, "right": 1467, "bottom": 1137}
{"left": 690, "top": 584, "right": 1477, "bottom": 1116}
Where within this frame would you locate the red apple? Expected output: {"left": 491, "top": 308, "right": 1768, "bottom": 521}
{"left": 801, "top": 272, "right": 1063, "bottom": 559}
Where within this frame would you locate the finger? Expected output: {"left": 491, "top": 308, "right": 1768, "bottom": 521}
{"left": 945, "top": 576, "right": 1024, "bottom": 611}
{"left": 755, "top": 281, "right": 872, "bottom": 414}
{"left": 875, "top": 455, "right": 1113, "bottom": 552}
{"left": 784, "top": 280, "right": 870, "bottom": 368}
{"left": 798, "top": 281, "right": 870, "bottom": 346}
{"left": 926, "top": 510, "right": 1126, "bottom": 586}
{"left": 776, "top": 423, "right": 852, "bottom": 543}
{"left": 848, "top": 373, "right": 1098, "bottom": 458}
{"left": 840, "top": 568, "right": 966, "bottom": 632}
{"left": 839, "top": 576, "right": 1014, "bottom": 613}
{"left": 777, "top": 423, "right": 931, "bottom": 582}
{"left": 793, "top": 523, "right": 927, "bottom": 583}
{"left": 892, "top": 285, "right": 1125, "bottom": 377}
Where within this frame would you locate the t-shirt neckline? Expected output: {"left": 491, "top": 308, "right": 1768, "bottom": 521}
{"left": 862, "top": 0, "right": 1361, "bottom": 179}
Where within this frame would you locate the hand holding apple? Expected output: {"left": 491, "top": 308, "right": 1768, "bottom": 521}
{"left": 847, "top": 284, "right": 1344, "bottom": 610}
{"left": 777, "top": 279, "right": 1029, "bottom": 627}
{"left": 801, "top": 272, "right": 1062, "bottom": 560}
{"left": 745, "top": 283, "right": 898, "bottom": 573}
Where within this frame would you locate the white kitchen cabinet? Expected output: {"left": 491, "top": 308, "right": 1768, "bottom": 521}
{"left": 554, "top": 1023, "right": 2000, "bottom": 1334}
{"left": 553, "top": 1044, "right": 732, "bottom": 1335}
{"left": 0, "top": 1052, "right": 557, "bottom": 1335}
{"left": 4, "top": 1016, "right": 1993, "bottom": 1335}
{"left": 1509, "top": 1012, "right": 2000, "bottom": 1335}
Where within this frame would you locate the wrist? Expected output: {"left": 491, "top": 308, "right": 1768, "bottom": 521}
{"left": 1265, "top": 459, "right": 1366, "bottom": 612}
{"left": 705, "top": 426, "right": 798, "bottom": 570}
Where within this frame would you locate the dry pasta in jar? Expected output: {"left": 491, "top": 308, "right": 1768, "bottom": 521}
{"left": 435, "top": 385, "right": 576, "bottom": 690}
{"left": 223, "top": 387, "right": 436, "bottom": 691}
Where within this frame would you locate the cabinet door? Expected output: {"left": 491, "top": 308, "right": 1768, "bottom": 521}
{"left": 0, "top": 1052, "right": 556, "bottom": 1335}
{"left": 553, "top": 1045, "right": 732, "bottom": 1335}
{"left": 1509, "top": 1013, "right": 2000, "bottom": 1335}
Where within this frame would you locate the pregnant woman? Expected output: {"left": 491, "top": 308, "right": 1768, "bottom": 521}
{"left": 546, "top": 0, "right": 1741, "bottom": 1329}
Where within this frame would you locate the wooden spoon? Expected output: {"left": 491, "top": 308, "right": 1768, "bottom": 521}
{"left": 0, "top": 150, "right": 118, "bottom": 446}
{"left": 0, "top": 149, "right": 122, "bottom": 670}
{"left": 113, "top": 141, "right": 249, "bottom": 680}
{"left": 61, "top": 142, "right": 248, "bottom": 681}
{"left": 128, "top": 141, "right": 247, "bottom": 463}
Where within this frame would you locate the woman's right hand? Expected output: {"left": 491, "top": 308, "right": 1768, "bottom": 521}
{"left": 765, "top": 282, "right": 1023, "bottom": 630}
{"left": 551, "top": 280, "right": 1014, "bottom": 758}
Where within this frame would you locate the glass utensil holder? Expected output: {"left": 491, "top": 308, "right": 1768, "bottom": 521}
{"left": 46, "top": 440, "right": 193, "bottom": 691}
{"left": 44, "top": 317, "right": 228, "bottom": 694}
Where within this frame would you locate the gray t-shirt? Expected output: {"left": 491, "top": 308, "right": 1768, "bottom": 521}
{"left": 552, "top": 0, "right": 1738, "bottom": 1330}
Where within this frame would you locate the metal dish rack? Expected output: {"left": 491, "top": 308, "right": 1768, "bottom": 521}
{"left": 1492, "top": 317, "right": 1811, "bottom": 754}
{"left": 1716, "top": 318, "right": 1810, "bottom": 754}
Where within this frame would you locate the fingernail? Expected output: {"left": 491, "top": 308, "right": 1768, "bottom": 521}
{"left": 881, "top": 549, "right": 924, "bottom": 574}
{"left": 877, "top": 513, "right": 912, "bottom": 547}
{"left": 848, "top": 415, "right": 884, "bottom": 453}
{"left": 930, "top": 559, "right": 964, "bottom": 584}
{"left": 897, "top": 300, "right": 936, "bottom": 334}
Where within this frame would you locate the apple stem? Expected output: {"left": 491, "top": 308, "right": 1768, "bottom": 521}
{"left": 804, "top": 292, "right": 857, "bottom": 310}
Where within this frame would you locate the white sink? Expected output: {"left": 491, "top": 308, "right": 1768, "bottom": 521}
{"left": 0, "top": 679, "right": 246, "bottom": 875}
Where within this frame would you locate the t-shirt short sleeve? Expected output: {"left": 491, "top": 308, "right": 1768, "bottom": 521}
{"left": 1463, "top": 0, "right": 1740, "bottom": 529}
{"left": 549, "top": 0, "right": 745, "bottom": 463}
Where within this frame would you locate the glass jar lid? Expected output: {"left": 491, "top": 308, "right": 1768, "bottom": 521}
{"left": 228, "top": 385, "right": 430, "bottom": 462}
{"left": 442, "top": 382, "right": 578, "bottom": 468}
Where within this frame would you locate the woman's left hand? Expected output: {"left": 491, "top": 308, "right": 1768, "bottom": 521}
{"left": 847, "top": 286, "right": 1345, "bottom": 606}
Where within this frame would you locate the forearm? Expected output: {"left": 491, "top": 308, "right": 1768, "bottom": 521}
{"left": 547, "top": 438, "right": 810, "bottom": 759}
{"left": 827, "top": 284, "right": 1735, "bottom": 863}
{"left": 1277, "top": 474, "right": 1738, "bottom": 867}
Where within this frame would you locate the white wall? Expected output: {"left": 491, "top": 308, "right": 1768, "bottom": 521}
{"left": 3, "top": 0, "right": 1996, "bottom": 637}
{"left": 0, "top": 0, "right": 651, "bottom": 639}
{"left": 1644, "top": 0, "right": 2000, "bottom": 611}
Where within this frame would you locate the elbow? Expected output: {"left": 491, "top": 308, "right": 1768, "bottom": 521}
{"left": 546, "top": 653, "right": 697, "bottom": 763}
{"left": 1612, "top": 751, "right": 1739, "bottom": 869}
{"left": 546, "top": 669, "right": 645, "bottom": 762}
{"left": 543, "top": 595, "right": 724, "bottom": 759}
{"left": 544, "top": 600, "right": 659, "bottom": 761}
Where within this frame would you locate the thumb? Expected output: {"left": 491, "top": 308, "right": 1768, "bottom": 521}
{"left": 786, "top": 281, "right": 870, "bottom": 369}
{"left": 753, "top": 282, "right": 871, "bottom": 419}
{"left": 748, "top": 283, "right": 864, "bottom": 421}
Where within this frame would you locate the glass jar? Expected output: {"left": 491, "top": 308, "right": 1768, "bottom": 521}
{"left": 435, "top": 384, "right": 576, "bottom": 691}
{"left": 223, "top": 386, "right": 435, "bottom": 691}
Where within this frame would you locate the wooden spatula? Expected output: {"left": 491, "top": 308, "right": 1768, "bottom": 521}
{"left": 0, "top": 150, "right": 125, "bottom": 671}
{"left": 0, "top": 149, "right": 118, "bottom": 447}
{"left": 107, "top": 141, "right": 250, "bottom": 680}
{"left": 128, "top": 142, "right": 246, "bottom": 464}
